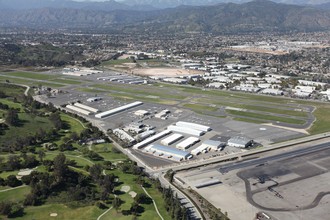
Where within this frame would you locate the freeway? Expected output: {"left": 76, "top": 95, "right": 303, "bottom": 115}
{"left": 219, "top": 142, "right": 330, "bottom": 174}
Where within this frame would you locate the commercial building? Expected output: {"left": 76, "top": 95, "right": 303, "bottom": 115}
{"left": 176, "top": 137, "right": 200, "bottom": 150}
{"left": 168, "top": 125, "right": 205, "bottom": 136}
{"left": 66, "top": 105, "right": 91, "bottom": 115}
{"left": 155, "top": 109, "right": 170, "bottom": 119}
{"left": 161, "top": 134, "right": 183, "bottom": 146}
{"left": 95, "top": 101, "right": 143, "bottom": 119}
{"left": 144, "top": 144, "right": 192, "bottom": 161}
{"left": 133, "top": 130, "right": 172, "bottom": 149}
{"left": 176, "top": 121, "right": 211, "bottom": 132}
{"left": 227, "top": 136, "right": 253, "bottom": 148}
{"left": 74, "top": 103, "right": 100, "bottom": 113}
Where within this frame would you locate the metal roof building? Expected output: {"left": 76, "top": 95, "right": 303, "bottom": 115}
{"left": 66, "top": 105, "right": 91, "bottom": 115}
{"left": 161, "top": 133, "right": 183, "bottom": 146}
{"left": 191, "top": 140, "right": 225, "bottom": 155}
{"left": 176, "top": 121, "right": 211, "bottom": 132}
{"left": 168, "top": 125, "right": 205, "bottom": 136}
{"left": 133, "top": 130, "right": 172, "bottom": 149}
{"left": 176, "top": 137, "right": 200, "bottom": 150}
{"left": 95, "top": 101, "right": 143, "bottom": 119}
{"left": 227, "top": 136, "right": 253, "bottom": 148}
{"left": 74, "top": 103, "right": 100, "bottom": 113}
{"left": 148, "top": 144, "right": 191, "bottom": 161}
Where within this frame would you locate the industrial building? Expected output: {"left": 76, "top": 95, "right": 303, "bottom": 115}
{"left": 113, "top": 129, "right": 135, "bottom": 144}
{"left": 95, "top": 101, "right": 143, "bottom": 119}
{"left": 144, "top": 144, "right": 192, "bottom": 161}
{"left": 176, "top": 121, "right": 211, "bottom": 132}
{"left": 227, "top": 136, "right": 253, "bottom": 148}
{"left": 195, "top": 179, "right": 222, "bottom": 189}
{"left": 74, "top": 103, "right": 100, "bottom": 113}
{"left": 191, "top": 140, "right": 225, "bottom": 155}
{"left": 168, "top": 125, "right": 205, "bottom": 136}
{"left": 161, "top": 134, "right": 183, "bottom": 146}
{"left": 176, "top": 137, "right": 200, "bottom": 150}
{"left": 66, "top": 105, "right": 91, "bottom": 115}
{"left": 133, "top": 130, "right": 172, "bottom": 149}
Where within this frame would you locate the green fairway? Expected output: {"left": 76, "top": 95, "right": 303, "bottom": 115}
{"left": 0, "top": 83, "right": 26, "bottom": 96}
{"left": 91, "top": 144, "right": 128, "bottom": 161}
{"left": 0, "top": 98, "right": 23, "bottom": 110}
{"left": 0, "top": 186, "right": 30, "bottom": 203}
{"left": 0, "top": 112, "right": 54, "bottom": 144}
{"left": 14, "top": 204, "right": 104, "bottom": 220}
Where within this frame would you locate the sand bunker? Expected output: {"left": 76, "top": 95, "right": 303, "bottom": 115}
{"left": 50, "top": 213, "right": 58, "bottom": 217}
{"left": 120, "top": 185, "right": 130, "bottom": 193}
{"left": 129, "top": 191, "right": 137, "bottom": 198}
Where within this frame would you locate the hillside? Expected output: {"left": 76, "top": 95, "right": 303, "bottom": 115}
{"left": 0, "top": 0, "right": 330, "bottom": 33}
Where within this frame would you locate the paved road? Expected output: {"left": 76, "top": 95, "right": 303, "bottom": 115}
{"left": 219, "top": 142, "right": 330, "bottom": 173}
{"left": 158, "top": 174, "right": 203, "bottom": 220}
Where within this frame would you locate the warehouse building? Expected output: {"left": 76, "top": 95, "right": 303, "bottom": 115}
{"left": 66, "top": 105, "right": 91, "bottom": 116}
{"left": 144, "top": 144, "right": 192, "bottom": 161}
{"left": 74, "top": 103, "right": 100, "bottom": 113}
{"left": 95, "top": 101, "right": 143, "bottom": 119}
{"left": 168, "top": 125, "right": 205, "bottom": 136}
{"left": 176, "top": 137, "right": 200, "bottom": 150}
{"left": 133, "top": 130, "right": 172, "bottom": 149}
{"left": 176, "top": 121, "right": 211, "bottom": 132}
{"left": 161, "top": 134, "right": 183, "bottom": 146}
{"left": 227, "top": 136, "right": 253, "bottom": 148}
{"left": 191, "top": 140, "right": 225, "bottom": 155}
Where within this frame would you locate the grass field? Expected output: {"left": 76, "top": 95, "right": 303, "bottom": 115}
{"left": 183, "top": 103, "right": 218, "bottom": 112}
{"left": 0, "top": 98, "right": 23, "bottom": 110}
{"left": 308, "top": 105, "right": 330, "bottom": 134}
{"left": 51, "top": 78, "right": 82, "bottom": 85}
{"left": 226, "top": 109, "right": 306, "bottom": 125}
{"left": 2, "top": 71, "right": 56, "bottom": 81}
{"left": 0, "top": 75, "right": 65, "bottom": 88}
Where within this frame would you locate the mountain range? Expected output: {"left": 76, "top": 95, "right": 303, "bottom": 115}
{"left": 0, "top": 0, "right": 330, "bottom": 33}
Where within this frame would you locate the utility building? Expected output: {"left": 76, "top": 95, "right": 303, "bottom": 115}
{"left": 161, "top": 134, "right": 183, "bottom": 146}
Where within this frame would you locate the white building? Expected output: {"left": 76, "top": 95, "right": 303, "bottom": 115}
{"left": 176, "top": 137, "right": 200, "bottom": 150}
{"left": 227, "top": 136, "right": 253, "bottom": 148}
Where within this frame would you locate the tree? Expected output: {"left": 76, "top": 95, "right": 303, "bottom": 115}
{"left": 134, "top": 193, "right": 148, "bottom": 204}
{"left": 89, "top": 164, "right": 102, "bottom": 182}
{"left": 112, "top": 197, "right": 122, "bottom": 212}
{"left": 5, "top": 108, "right": 19, "bottom": 126}
{"left": 53, "top": 153, "right": 68, "bottom": 183}
{"left": 6, "top": 175, "right": 22, "bottom": 187}
{"left": 7, "top": 155, "right": 21, "bottom": 171}
{"left": 37, "top": 150, "right": 46, "bottom": 162}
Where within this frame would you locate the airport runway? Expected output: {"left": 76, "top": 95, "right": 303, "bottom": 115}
{"left": 219, "top": 142, "right": 330, "bottom": 173}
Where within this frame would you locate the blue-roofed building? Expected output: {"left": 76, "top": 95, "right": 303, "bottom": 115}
{"left": 149, "top": 144, "right": 192, "bottom": 161}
